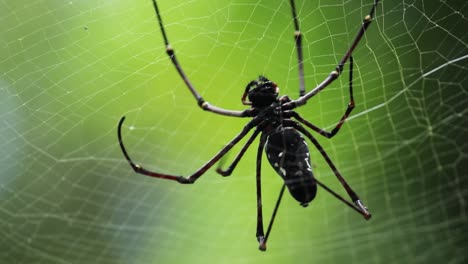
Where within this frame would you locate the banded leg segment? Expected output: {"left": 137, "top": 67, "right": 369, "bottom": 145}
{"left": 289, "top": 0, "right": 305, "bottom": 96}
{"left": 151, "top": 0, "right": 249, "bottom": 117}
{"left": 290, "top": 56, "right": 356, "bottom": 138}
{"left": 284, "top": 0, "right": 380, "bottom": 109}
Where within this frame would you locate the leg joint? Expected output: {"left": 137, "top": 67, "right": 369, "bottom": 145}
{"left": 165, "top": 45, "right": 174, "bottom": 56}
{"left": 364, "top": 15, "right": 372, "bottom": 23}
{"left": 197, "top": 98, "right": 207, "bottom": 108}
{"left": 294, "top": 30, "right": 302, "bottom": 39}
{"left": 336, "top": 64, "right": 344, "bottom": 74}
{"left": 177, "top": 176, "right": 194, "bottom": 184}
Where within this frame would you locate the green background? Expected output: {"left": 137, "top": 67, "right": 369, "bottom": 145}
{"left": 1, "top": 0, "right": 467, "bottom": 263}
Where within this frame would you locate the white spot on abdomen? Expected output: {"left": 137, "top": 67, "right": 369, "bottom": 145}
{"left": 280, "top": 167, "right": 287, "bottom": 176}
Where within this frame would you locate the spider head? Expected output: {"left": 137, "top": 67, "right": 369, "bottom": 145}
{"left": 242, "top": 76, "right": 279, "bottom": 108}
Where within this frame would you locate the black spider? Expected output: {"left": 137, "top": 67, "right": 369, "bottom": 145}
{"left": 118, "top": 0, "right": 379, "bottom": 251}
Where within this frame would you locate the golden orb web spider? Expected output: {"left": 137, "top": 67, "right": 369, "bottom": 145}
{"left": 118, "top": 0, "right": 379, "bottom": 251}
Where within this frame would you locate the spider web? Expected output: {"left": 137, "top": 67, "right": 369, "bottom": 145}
{"left": 1, "top": 0, "right": 467, "bottom": 263}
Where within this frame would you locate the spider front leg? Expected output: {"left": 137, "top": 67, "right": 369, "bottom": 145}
{"left": 289, "top": 0, "right": 305, "bottom": 96}
{"left": 283, "top": 0, "right": 379, "bottom": 110}
{"left": 151, "top": 0, "right": 249, "bottom": 118}
{"left": 117, "top": 116, "right": 262, "bottom": 184}
{"left": 290, "top": 56, "right": 356, "bottom": 138}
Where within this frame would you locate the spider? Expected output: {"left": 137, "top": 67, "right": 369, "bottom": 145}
{"left": 118, "top": 0, "right": 379, "bottom": 251}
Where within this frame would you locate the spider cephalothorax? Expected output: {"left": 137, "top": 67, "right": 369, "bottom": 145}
{"left": 242, "top": 76, "right": 279, "bottom": 108}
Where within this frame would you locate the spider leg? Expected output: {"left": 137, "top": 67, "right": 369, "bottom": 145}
{"left": 289, "top": 0, "right": 305, "bottom": 96}
{"left": 284, "top": 119, "right": 371, "bottom": 219}
{"left": 216, "top": 128, "right": 262, "bottom": 177}
{"left": 263, "top": 184, "right": 286, "bottom": 250}
{"left": 118, "top": 116, "right": 262, "bottom": 184}
{"left": 283, "top": 0, "right": 379, "bottom": 110}
{"left": 257, "top": 144, "right": 302, "bottom": 252}
{"left": 288, "top": 56, "right": 356, "bottom": 138}
{"left": 151, "top": 0, "right": 250, "bottom": 117}
{"left": 256, "top": 133, "right": 268, "bottom": 251}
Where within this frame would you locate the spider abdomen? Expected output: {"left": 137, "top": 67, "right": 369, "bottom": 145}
{"left": 265, "top": 127, "right": 317, "bottom": 207}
